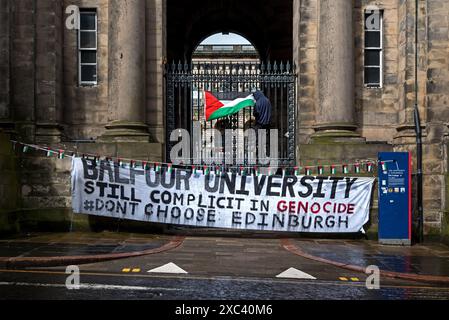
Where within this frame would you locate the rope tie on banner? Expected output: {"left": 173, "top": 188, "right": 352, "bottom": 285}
{"left": 11, "top": 140, "right": 380, "bottom": 176}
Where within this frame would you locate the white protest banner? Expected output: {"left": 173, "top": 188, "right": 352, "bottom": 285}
{"left": 71, "top": 158, "right": 375, "bottom": 233}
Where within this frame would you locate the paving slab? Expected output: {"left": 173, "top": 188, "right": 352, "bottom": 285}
{"left": 0, "top": 232, "right": 182, "bottom": 268}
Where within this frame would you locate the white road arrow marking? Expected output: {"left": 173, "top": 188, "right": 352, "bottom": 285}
{"left": 147, "top": 263, "right": 188, "bottom": 274}
{"left": 276, "top": 268, "right": 316, "bottom": 280}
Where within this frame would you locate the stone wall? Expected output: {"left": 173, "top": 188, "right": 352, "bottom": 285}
{"left": 297, "top": 0, "right": 403, "bottom": 144}
{"left": 18, "top": 151, "right": 73, "bottom": 231}
{"left": 394, "top": 0, "right": 449, "bottom": 237}
{"left": 0, "top": 0, "right": 10, "bottom": 123}
{"left": 445, "top": 140, "right": 449, "bottom": 242}
{"left": 0, "top": 132, "right": 18, "bottom": 235}
{"left": 63, "top": 0, "right": 109, "bottom": 141}
{"left": 296, "top": 0, "right": 318, "bottom": 144}
{"left": 146, "top": 0, "right": 166, "bottom": 144}
{"left": 1, "top": 0, "right": 448, "bottom": 237}
{"left": 421, "top": 0, "right": 449, "bottom": 236}
{"left": 35, "top": 0, "right": 64, "bottom": 143}
{"left": 355, "top": 0, "right": 401, "bottom": 142}
{"left": 10, "top": 0, "right": 37, "bottom": 140}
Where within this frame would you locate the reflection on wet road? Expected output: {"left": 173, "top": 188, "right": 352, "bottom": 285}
{"left": 1, "top": 270, "right": 449, "bottom": 300}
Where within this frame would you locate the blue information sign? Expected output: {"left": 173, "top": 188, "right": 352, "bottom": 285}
{"left": 378, "top": 152, "right": 412, "bottom": 245}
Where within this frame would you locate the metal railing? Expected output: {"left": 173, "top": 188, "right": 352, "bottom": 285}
{"left": 165, "top": 61, "right": 297, "bottom": 166}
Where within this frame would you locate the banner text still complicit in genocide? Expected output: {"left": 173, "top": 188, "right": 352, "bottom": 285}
{"left": 72, "top": 159, "right": 375, "bottom": 233}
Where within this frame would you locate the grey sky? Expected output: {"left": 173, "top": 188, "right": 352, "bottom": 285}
{"left": 201, "top": 33, "right": 252, "bottom": 45}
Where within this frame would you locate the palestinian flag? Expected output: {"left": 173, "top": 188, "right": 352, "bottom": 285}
{"left": 331, "top": 165, "right": 337, "bottom": 175}
{"left": 58, "top": 150, "right": 65, "bottom": 159}
{"left": 204, "top": 91, "right": 256, "bottom": 121}
{"left": 294, "top": 166, "right": 301, "bottom": 176}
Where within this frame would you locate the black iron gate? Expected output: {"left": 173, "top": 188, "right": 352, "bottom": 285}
{"left": 165, "top": 61, "right": 297, "bottom": 167}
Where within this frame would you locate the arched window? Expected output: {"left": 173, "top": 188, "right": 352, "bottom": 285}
{"left": 192, "top": 33, "right": 260, "bottom": 63}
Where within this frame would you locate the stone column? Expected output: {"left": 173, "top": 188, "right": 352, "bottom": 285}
{"left": 35, "top": 0, "right": 64, "bottom": 143}
{"left": 0, "top": 0, "right": 14, "bottom": 133}
{"left": 101, "top": 0, "right": 149, "bottom": 142}
{"left": 313, "top": 0, "right": 361, "bottom": 141}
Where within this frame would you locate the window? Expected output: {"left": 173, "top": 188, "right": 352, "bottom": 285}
{"left": 78, "top": 10, "right": 98, "bottom": 86}
{"left": 364, "top": 9, "right": 383, "bottom": 88}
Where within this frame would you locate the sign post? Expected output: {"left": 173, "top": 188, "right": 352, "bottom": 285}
{"left": 378, "top": 152, "right": 412, "bottom": 245}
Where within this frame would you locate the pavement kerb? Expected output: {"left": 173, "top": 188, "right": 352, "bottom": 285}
{"left": 0, "top": 236, "right": 185, "bottom": 269}
{"left": 281, "top": 239, "right": 449, "bottom": 285}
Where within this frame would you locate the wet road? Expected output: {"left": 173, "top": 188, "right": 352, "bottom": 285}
{"left": 1, "top": 269, "right": 449, "bottom": 300}
{"left": 1, "top": 236, "right": 449, "bottom": 300}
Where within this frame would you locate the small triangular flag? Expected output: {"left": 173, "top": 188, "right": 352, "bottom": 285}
{"left": 58, "top": 150, "right": 65, "bottom": 159}
{"left": 254, "top": 167, "right": 260, "bottom": 177}
{"left": 294, "top": 166, "right": 301, "bottom": 176}
{"left": 331, "top": 165, "right": 337, "bottom": 175}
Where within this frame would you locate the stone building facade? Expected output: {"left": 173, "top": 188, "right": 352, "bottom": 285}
{"left": 0, "top": 0, "right": 448, "bottom": 239}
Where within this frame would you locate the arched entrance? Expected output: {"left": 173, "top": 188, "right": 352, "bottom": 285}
{"left": 166, "top": 1, "right": 296, "bottom": 167}
{"left": 167, "top": 0, "right": 293, "bottom": 62}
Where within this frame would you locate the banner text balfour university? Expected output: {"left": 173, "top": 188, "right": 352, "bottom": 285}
{"left": 72, "top": 158, "right": 375, "bottom": 233}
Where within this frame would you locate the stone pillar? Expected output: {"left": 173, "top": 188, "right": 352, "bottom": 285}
{"left": 313, "top": 0, "right": 361, "bottom": 141}
{"left": 146, "top": 0, "right": 166, "bottom": 144}
{"left": 35, "top": 0, "right": 64, "bottom": 143}
{"left": 101, "top": 0, "right": 149, "bottom": 142}
{"left": 0, "top": 0, "right": 11, "bottom": 129}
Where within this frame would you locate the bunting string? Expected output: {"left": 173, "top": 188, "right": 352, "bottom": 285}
{"left": 11, "top": 140, "right": 381, "bottom": 176}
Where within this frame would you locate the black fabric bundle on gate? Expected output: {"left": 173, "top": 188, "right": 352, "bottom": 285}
{"left": 253, "top": 91, "right": 272, "bottom": 127}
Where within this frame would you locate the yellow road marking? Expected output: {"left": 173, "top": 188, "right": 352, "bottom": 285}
{"left": 351, "top": 277, "right": 360, "bottom": 282}
{"left": 132, "top": 268, "right": 141, "bottom": 273}
{"left": 122, "top": 268, "right": 131, "bottom": 273}
{"left": 339, "top": 277, "right": 348, "bottom": 281}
